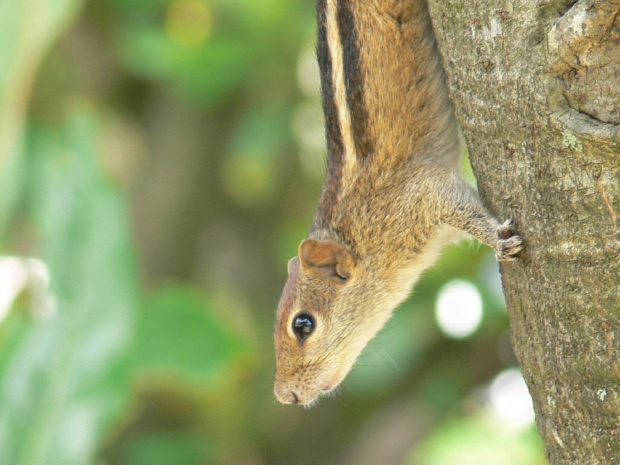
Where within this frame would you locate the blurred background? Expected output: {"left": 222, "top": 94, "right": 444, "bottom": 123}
{"left": 0, "top": 0, "right": 546, "bottom": 464}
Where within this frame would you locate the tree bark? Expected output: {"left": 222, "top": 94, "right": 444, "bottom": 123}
{"left": 427, "top": 0, "right": 620, "bottom": 464}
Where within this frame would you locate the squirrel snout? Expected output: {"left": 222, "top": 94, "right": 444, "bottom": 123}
{"left": 274, "top": 378, "right": 324, "bottom": 405}
{"left": 274, "top": 384, "right": 301, "bottom": 404}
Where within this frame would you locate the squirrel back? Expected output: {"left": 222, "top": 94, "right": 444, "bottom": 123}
{"left": 314, "top": 0, "right": 461, "bottom": 229}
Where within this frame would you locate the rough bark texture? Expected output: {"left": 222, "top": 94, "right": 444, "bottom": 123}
{"left": 427, "top": 0, "right": 620, "bottom": 464}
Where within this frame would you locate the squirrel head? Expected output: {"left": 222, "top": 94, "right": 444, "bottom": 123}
{"left": 274, "top": 238, "right": 393, "bottom": 406}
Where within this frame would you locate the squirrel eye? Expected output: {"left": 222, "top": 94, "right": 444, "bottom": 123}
{"left": 292, "top": 312, "right": 315, "bottom": 342}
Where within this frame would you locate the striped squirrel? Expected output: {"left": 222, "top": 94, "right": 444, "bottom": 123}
{"left": 274, "top": 0, "right": 523, "bottom": 406}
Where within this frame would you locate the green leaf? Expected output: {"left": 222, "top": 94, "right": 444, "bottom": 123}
{"left": 0, "top": 107, "right": 140, "bottom": 465}
{"left": 134, "top": 284, "right": 249, "bottom": 384}
{"left": 123, "top": 430, "right": 211, "bottom": 465}
{"left": 0, "top": 136, "right": 26, "bottom": 237}
{"left": 120, "top": 27, "right": 252, "bottom": 106}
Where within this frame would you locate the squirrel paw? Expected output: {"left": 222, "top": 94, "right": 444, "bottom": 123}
{"left": 495, "top": 219, "right": 524, "bottom": 261}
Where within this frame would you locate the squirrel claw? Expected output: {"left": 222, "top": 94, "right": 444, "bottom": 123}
{"left": 495, "top": 220, "right": 524, "bottom": 261}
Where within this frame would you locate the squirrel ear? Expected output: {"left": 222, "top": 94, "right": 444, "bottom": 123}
{"left": 298, "top": 239, "right": 353, "bottom": 281}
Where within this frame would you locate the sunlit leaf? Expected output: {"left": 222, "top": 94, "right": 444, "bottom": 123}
{"left": 0, "top": 108, "right": 140, "bottom": 465}
{"left": 409, "top": 413, "right": 545, "bottom": 465}
{"left": 0, "top": 0, "right": 84, "bottom": 207}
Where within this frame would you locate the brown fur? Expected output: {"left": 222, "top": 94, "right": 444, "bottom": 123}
{"left": 274, "top": 0, "right": 523, "bottom": 405}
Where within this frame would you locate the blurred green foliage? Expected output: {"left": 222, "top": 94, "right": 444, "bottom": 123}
{"left": 0, "top": 0, "right": 545, "bottom": 464}
{"left": 0, "top": 109, "right": 139, "bottom": 465}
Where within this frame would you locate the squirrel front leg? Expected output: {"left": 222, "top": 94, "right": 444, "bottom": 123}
{"left": 436, "top": 174, "right": 524, "bottom": 261}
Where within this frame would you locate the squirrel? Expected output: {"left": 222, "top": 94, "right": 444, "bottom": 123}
{"left": 274, "top": 0, "right": 523, "bottom": 406}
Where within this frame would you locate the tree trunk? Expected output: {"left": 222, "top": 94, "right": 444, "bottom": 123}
{"left": 427, "top": 0, "right": 620, "bottom": 464}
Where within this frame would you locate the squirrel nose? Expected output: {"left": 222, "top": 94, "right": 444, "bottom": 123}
{"left": 280, "top": 390, "right": 300, "bottom": 404}
{"left": 274, "top": 383, "right": 301, "bottom": 404}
